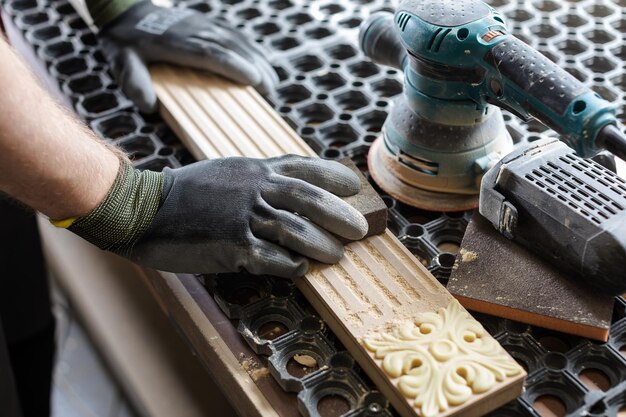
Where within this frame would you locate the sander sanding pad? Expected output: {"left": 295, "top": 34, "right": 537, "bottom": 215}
{"left": 448, "top": 213, "right": 614, "bottom": 341}
{"left": 367, "top": 137, "right": 479, "bottom": 212}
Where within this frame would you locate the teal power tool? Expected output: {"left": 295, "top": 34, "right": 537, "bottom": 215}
{"left": 360, "top": 0, "right": 626, "bottom": 211}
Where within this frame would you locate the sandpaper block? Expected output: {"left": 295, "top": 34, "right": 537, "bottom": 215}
{"left": 338, "top": 157, "right": 387, "bottom": 237}
{"left": 448, "top": 213, "right": 613, "bottom": 341}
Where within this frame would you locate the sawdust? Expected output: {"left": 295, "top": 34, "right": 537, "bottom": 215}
{"left": 294, "top": 354, "right": 317, "bottom": 368}
{"left": 259, "top": 326, "right": 283, "bottom": 340}
{"left": 239, "top": 353, "right": 269, "bottom": 381}
{"left": 382, "top": 233, "right": 440, "bottom": 293}
{"left": 250, "top": 368, "right": 270, "bottom": 381}
{"left": 460, "top": 248, "right": 478, "bottom": 263}
{"left": 331, "top": 263, "right": 383, "bottom": 318}
{"left": 344, "top": 246, "right": 401, "bottom": 307}
{"left": 347, "top": 312, "right": 363, "bottom": 326}
{"left": 309, "top": 268, "right": 354, "bottom": 321}
{"left": 363, "top": 310, "right": 416, "bottom": 336}
{"left": 363, "top": 240, "right": 421, "bottom": 300}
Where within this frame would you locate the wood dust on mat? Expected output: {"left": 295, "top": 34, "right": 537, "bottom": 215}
{"left": 239, "top": 353, "right": 270, "bottom": 381}
{"left": 460, "top": 248, "right": 478, "bottom": 263}
{"left": 294, "top": 354, "right": 317, "bottom": 368}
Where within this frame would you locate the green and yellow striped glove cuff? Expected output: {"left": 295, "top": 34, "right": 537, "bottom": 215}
{"left": 61, "top": 159, "right": 164, "bottom": 257}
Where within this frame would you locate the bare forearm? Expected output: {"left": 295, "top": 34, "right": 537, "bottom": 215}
{"left": 0, "top": 37, "right": 122, "bottom": 219}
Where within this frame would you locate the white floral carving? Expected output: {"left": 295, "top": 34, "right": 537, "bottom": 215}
{"left": 363, "top": 300, "right": 522, "bottom": 417}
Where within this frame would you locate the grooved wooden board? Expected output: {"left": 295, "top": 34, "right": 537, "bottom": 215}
{"left": 150, "top": 65, "right": 525, "bottom": 417}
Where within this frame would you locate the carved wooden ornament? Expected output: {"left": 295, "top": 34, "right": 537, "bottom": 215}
{"left": 364, "top": 301, "right": 524, "bottom": 417}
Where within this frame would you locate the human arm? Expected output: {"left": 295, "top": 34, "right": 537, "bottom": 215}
{"left": 0, "top": 37, "right": 368, "bottom": 277}
{"left": 0, "top": 37, "right": 120, "bottom": 220}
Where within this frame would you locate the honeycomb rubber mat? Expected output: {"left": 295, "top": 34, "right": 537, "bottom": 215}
{"left": 3, "top": 0, "right": 626, "bottom": 415}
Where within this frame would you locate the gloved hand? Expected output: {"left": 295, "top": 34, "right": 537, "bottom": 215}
{"left": 86, "top": 0, "right": 278, "bottom": 113}
{"left": 61, "top": 155, "right": 368, "bottom": 278}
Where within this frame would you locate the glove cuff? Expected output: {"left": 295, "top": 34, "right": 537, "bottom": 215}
{"left": 67, "top": 158, "right": 164, "bottom": 257}
{"left": 86, "top": 0, "right": 142, "bottom": 28}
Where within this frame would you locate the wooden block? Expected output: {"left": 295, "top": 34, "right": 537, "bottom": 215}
{"left": 448, "top": 213, "right": 613, "bottom": 341}
{"left": 338, "top": 157, "right": 387, "bottom": 237}
{"left": 150, "top": 65, "right": 525, "bottom": 417}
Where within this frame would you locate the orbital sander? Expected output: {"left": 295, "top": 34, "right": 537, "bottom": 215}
{"left": 360, "top": 0, "right": 626, "bottom": 211}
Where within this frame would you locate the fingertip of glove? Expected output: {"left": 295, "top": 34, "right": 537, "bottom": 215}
{"left": 338, "top": 209, "right": 369, "bottom": 241}
{"left": 326, "top": 245, "right": 345, "bottom": 264}
{"left": 248, "top": 72, "right": 264, "bottom": 90}
{"left": 139, "top": 101, "right": 159, "bottom": 114}
{"left": 292, "top": 258, "right": 310, "bottom": 277}
{"left": 322, "top": 160, "right": 363, "bottom": 196}
{"left": 255, "top": 72, "right": 277, "bottom": 96}
{"left": 255, "top": 81, "right": 268, "bottom": 96}
{"left": 214, "top": 58, "right": 263, "bottom": 91}
{"left": 352, "top": 212, "right": 369, "bottom": 240}
{"left": 345, "top": 174, "right": 363, "bottom": 196}
{"left": 133, "top": 91, "right": 159, "bottom": 114}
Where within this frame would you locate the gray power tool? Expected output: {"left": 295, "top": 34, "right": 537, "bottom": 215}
{"left": 480, "top": 138, "right": 626, "bottom": 294}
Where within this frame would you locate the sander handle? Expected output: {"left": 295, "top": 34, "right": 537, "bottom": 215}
{"left": 482, "top": 36, "right": 621, "bottom": 159}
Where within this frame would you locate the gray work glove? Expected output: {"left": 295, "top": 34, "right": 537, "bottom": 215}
{"left": 64, "top": 155, "right": 369, "bottom": 278}
{"left": 92, "top": 1, "right": 278, "bottom": 112}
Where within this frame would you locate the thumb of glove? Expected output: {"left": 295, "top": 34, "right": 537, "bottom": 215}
{"left": 104, "top": 45, "right": 158, "bottom": 113}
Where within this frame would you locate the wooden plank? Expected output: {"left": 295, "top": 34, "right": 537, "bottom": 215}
{"left": 150, "top": 65, "right": 526, "bottom": 417}
{"left": 137, "top": 270, "right": 299, "bottom": 417}
{"left": 37, "top": 219, "right": 241, "bottom": 417}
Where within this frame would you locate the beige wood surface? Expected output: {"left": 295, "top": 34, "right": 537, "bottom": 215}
{"left": 37, "top": 219, "right": 241, "bottom": 417}
{"left": 136, "top": 270, "right": 285, "bottom": 417}
{"left": 150, "top": 65, "right": 526, "bottom": 417}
